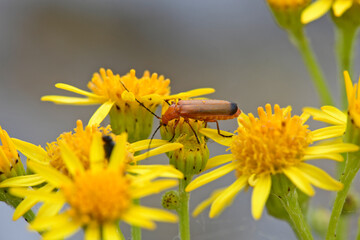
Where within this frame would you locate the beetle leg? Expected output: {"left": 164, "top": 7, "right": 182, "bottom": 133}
{"left": 215, "top": 121, "right": 232, "bottom": 138}
{"left": 169, "top": 119, "right": 180, "bottom": 142}
{"left": 184, "top": 119, "right": 200, "bottom": 144}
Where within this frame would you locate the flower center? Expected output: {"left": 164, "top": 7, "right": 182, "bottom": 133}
{"left": 88, "top": 68, "right": 170, "bottom": 105}
{"left": 46, "top": 120, "right": 113, "bottom": 175}
{"left": 62, "top": 169, "right": 131, "bottom": 223}
{"left": 231, "top": 104, "right": 312, "bottom": 176}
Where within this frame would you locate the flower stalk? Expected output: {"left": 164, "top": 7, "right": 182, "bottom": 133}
{"left": 177, "top": 177, "right": 191, "bottom": 240}
{"left": 0, "top": 189, "right": 35, "bottom": 222}
{"left": 131, "top": 198, "right": 142, "bottom": 240}
{"left": 288, "top": 27, "right": 334, "bottom": 106}
{"left": 327, "top": 116, "right": 360, "bottom": 240}
{"left": 334, "top": 20, "right": 359, "bottom": 108}
{"left": 270, "top": 174, "right": 313, "bottom": 240}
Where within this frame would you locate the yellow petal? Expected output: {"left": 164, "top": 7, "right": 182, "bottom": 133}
{"left": 59, "top": 141, "right": 84, "bottom": 176}
{"left": 0, "top": 174, "right": 45, "bottom": 188}
{"left": 297, "top": 163, "right": 343, "bottom": 191}
{"left": 42, "top": 218, "right": 81, "bottom": 240}
{"left": 344, "top": 71, "right": 354, "bottom": 105}
{"left": 283, "top": 167, "right": 315, "bottom": 196}
{"left": 30, "top": 213, "right": 70, "bottom": 231}
{"left": 108, "top": 133, "right": 127, "bottom": 170}
{"left": 41, "top": 95, "right": 101, "bottom": 105}
{"left": 333, "top": 0, "right": 353, "bottom": 16}
{"left": 88, "top": 100, "right": 115, "bottom": 126}
{"left": 130, "top": 139, "right": 170, "bottom": 152}
{"left": 320, "top": 106, "right": 346, "bottom": 123}
{"left": 301, "top": 0, "right": 332, "bottom": 24}
{"left": 85, "top": 223, "right": 101, "bottom": 240}
{"left": 166, "top": 88, "right": 215, "bottom": 99}
{"left": 12, "top": 184, "right": 55, "bottom": 221}
{"left": 300, "top": 112, "right": 311, "bottom": 124}
{"left": 89, "top": 133, "right": 105, "bottom": 172}
{"left": 27, "top": 160, "right": 72, "bottom": 187}
{"left": 193, "top": 188, "right": 225, "bottom": 217}
{"left": 122, "top": 209, "right": 156, "bottom": 230}
{"left": 311, "top": 125, "right": 345, "bottom": 141}
{"left": 203, "top": 154, "right": 233, "bottom": 171}
{"left": 11, "top": 138, "right": 50, "bottom": 163}
{"left": 103, "top": 222, "right": 122, "bottom": 240}
{"left": 37, "top": 201, "right": 64, "bottom": 218}
{"left": 139, "top": 94, "right": 163, "bottom": 104}
{"left": 304, "top": 143, "right": 359, "bottom": 155}
{"left": 134, "top": 143, "right": 183, "bottom": 162}
{"left": 210, "top": 176, "right": 248, "bottom": 218}
{"left": 132, "top": 179, "right": 178, "bottom": 198}
{"left": 186, "top": 162, "right": 238, "bottom": 192}
{"left": 251, "top": 175, "right": 271, "bottom": 220}
{"left": 55, "top": 83, "right": 102, "bottom": 99}
{"left": 303, "top": 153, "right": 344, "bottom": 162}
{"left": 131, "top": 206, "right": 178, "bottom": 223}
{"left": 199, "top": 128, "right": 234, "bottom": 147}
{"left": 127, "top": 165, "right": 183, "bottom": 179}
{"left": 302, "top": 107, "right": 344, "bottom": 125}
{"left": 10, "top": 188, "right": 65, "bottom": 203}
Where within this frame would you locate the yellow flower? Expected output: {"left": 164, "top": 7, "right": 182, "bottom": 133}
{"left": 0, "top": 126, "right": 25, "bottom": 180}
{"left": 303, "top": 71, "right": 359, "bottom": 129}
{"left": 186, "top": 104, "right": 358, "bottom": 220}
{"left": 10, "top": 133, "right": 180, "bottom": 240}
{"left": 302, "top": 0, "right": 360, "bottom": 24}
{"left": 0, "top": 120, "right": 183, "bottom": 220}
{"left": 41, "top": 68, "right": 214, "bottom": 142}
{"left": 344, "top": 71, "right": 360, "bottom": 127}
{"left": 267, "top": 0, "right": 311, "bottom": 9}
{"left": 42, "top": 68, "right": 170, "bottom": 125}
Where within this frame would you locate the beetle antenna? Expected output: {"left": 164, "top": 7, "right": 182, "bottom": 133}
{"left": 147, "top": 124, "right": 163, "bottom": 153}
{"left": 164, "top": 99, "right": 171, "bottom": 106}
{"left": 119, "top": 80, "right": 161, "bottom": 119}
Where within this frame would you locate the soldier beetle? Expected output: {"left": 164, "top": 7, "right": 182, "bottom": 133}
{"left": 118, "top": 81, "right": 240, "bottom": 144}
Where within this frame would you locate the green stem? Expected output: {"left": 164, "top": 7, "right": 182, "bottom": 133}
{"left": 335, "top": 24, "right": 358, "bottom": 109}
{"left": 288, "top": 28, "right": 334, "bottom": 106}
{"left": 326, "top": 152, "right": 360, "bottom": 240}
{"left": 278, "top": 189, "right": 314, "bottom": 240}
{"left": 0, "top": 189, "right": 35, "bottom": 222}
{"left": 356, "top": 217, "right": 360, "bottom": 240}
{"left": 131, "top": 196, "right": 142, "bottom": 240}
{"left": 336, "top": 215, "right": 349, "bottom": 240}
{"left": 177, "top": 177, "right": 191, "bottom": 240}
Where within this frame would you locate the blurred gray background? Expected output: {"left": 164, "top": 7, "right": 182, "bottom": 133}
{"left": 1, "top": 1, "right": 359, "bottom": 239}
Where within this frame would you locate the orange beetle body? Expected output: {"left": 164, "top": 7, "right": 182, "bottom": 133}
{"left": 161, "top": 99, "right": 241, "bottom": 125}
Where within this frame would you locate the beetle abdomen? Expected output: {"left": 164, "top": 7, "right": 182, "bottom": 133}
{"left": 178, "top": 100, "right": 240, "bottom": 119}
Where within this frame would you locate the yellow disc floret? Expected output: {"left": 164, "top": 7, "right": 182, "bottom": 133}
{"left": 62, "top": 169, "right": 131, "bottom": 223}
{"left": 88, "top": 68, "right": 170, "bottom": 106}
{"left": 46, "top": 120, "right": 113, "bottom": 174}
{"left": 231, "top": 104, "right": 313, "bottom": 176}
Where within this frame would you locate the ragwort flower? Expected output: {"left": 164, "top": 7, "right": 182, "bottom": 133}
{"left": 186, "top": 104, "right": 358, "bottom": 220}
{"left": 0, "top": 120, "right": 183, "bottom": 220}
{"left": 10, "top": 133, "right": 180, "bottom": 240}
{"left": 41, "top": 68, "right": 214, "bottom": 142}
{"left": 0, "top": 126, "right": 26, "bottom": 180}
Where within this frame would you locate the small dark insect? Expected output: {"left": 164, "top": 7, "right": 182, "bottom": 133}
{"left": 102, "top": 135, "right": 115, "bottom": 159}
